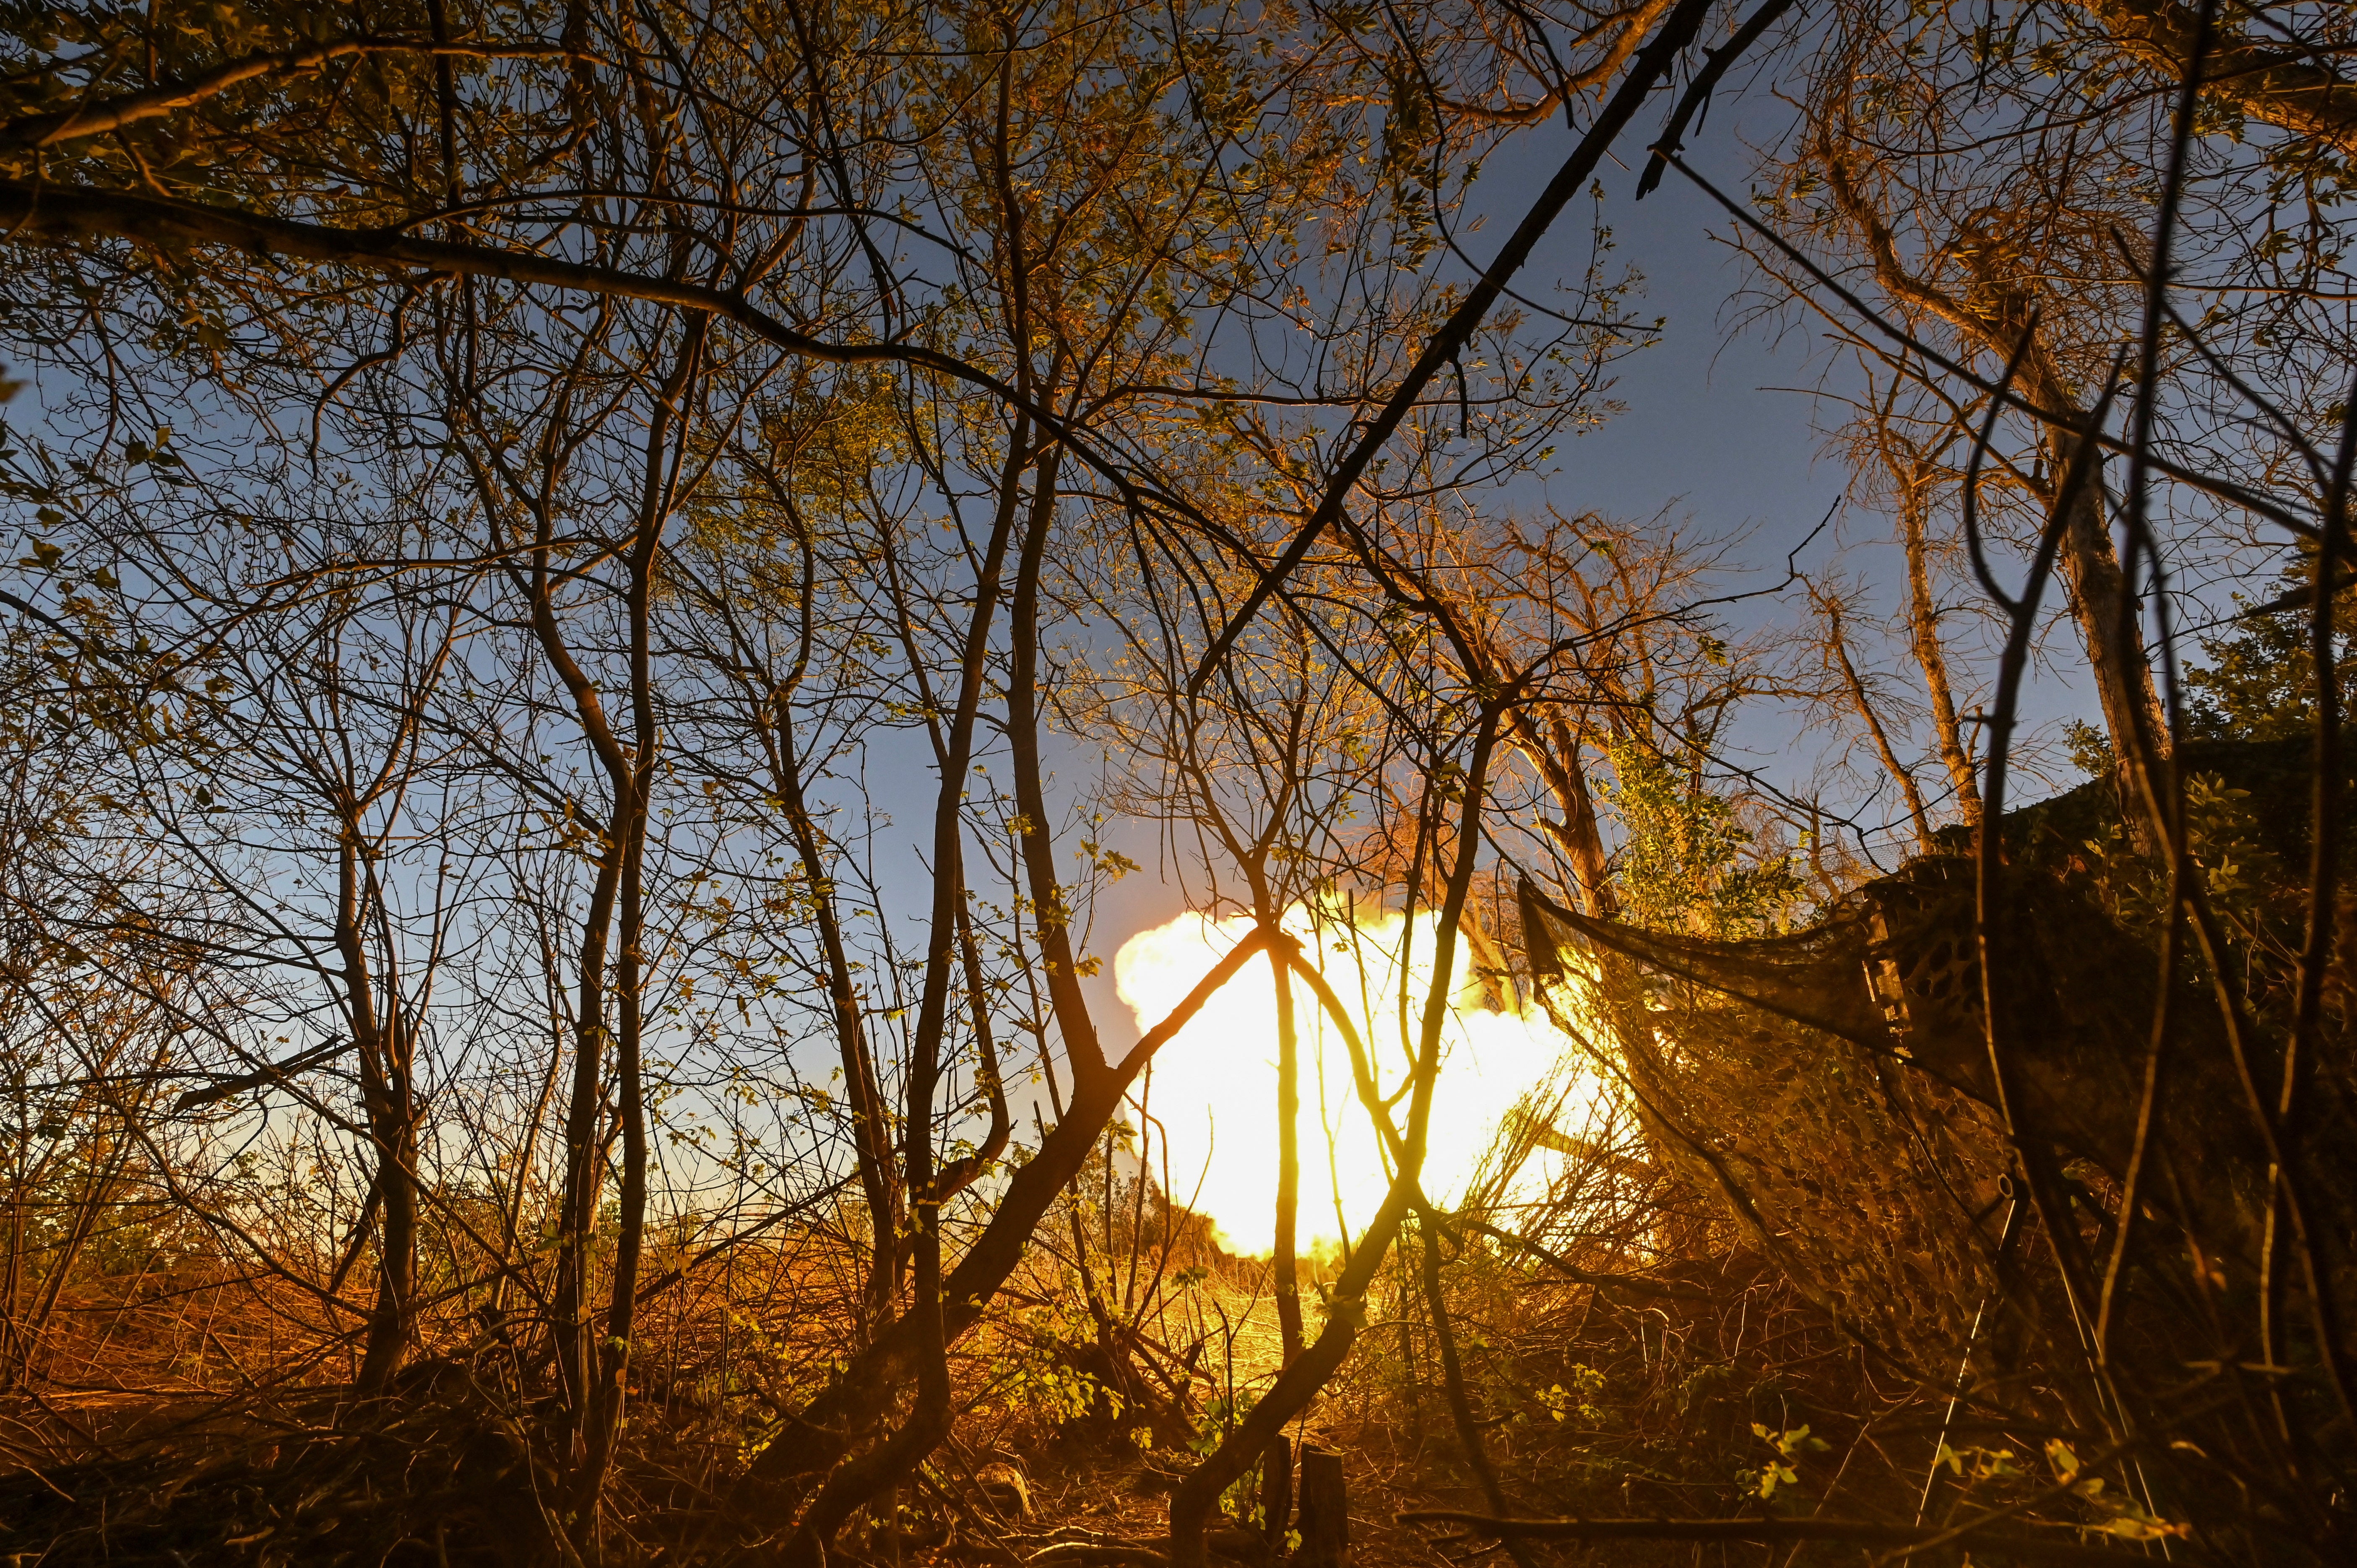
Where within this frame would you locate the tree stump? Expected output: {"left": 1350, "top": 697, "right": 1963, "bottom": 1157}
{"left": 1259, "top": 1437, "right": 1292, "bottom": 1549}
{"left": 1293, "top": 1446, "right": 1347, "bottom": 1568}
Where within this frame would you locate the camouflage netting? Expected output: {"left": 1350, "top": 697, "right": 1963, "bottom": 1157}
{"left": 1517, "top": 859, "right": 2176, "bottom": 1371}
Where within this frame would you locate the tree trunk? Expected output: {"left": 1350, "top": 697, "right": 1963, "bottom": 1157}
{"left": 2045, "top": 428, "right": 2173, "bottom": 843}
{"left": 1259, "top": 1438, "right": 1292, "bottom": 1549}
{"left": 1815, "top": 589, "right": 1934, "bottom": 853}
{"left": 1891, "top": 455, "right": 1983, "bottom": 831}
{"left": 1511, "top": 711, "right": 1617, "bottom": 918}
{"left": 734, "top": 932, "right": 1272, "bottom": 1501}
{"left": 1294, "top": 1447, "right": 1348, "bottom": 1568}
{"left": 2068, "top": 0, "right": 2357, "bottom": 157}
{"left": 1168, "top": 709, "right": 1505, "bottom": 1568}
{"left": 1266, "top": 921, "right": 1304, "bottom": 1365}
{"left": 1822, "top": 156, "right": 2170, "bottom": 841}
{"left": 771, "top": 711, "right": 902, "bottom": 1334}
{"left": 1548, "top": 722, "right": 1618, "bottom": 919}
{"left": 1415, "top": 1209, "right": 1537, "bottom": 1568}
{"left": 766, "top": 401, "right": 1041, "bottom": 1547}
{"left": 340, "top": 835, "right": 414, "bottom": 1396}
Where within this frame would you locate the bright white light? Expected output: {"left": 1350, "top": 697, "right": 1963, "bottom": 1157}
{"left": 1112, "top": 904, "right": 1596, "bottom": 1255}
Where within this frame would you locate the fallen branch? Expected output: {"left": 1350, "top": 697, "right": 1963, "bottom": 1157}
{"left": 1022, "top": 1526, "right": 1271, "bottom": 1567}
{"left": 1025, "top": 1547, "right": 1167, "bottom": 1568}
{"left": 1397, "top": 1512, "right": 2172, "bottom": 1566}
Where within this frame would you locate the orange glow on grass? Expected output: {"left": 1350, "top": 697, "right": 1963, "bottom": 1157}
{"left": 1113, "top": 904, "right": 1598, "bottom": 1256}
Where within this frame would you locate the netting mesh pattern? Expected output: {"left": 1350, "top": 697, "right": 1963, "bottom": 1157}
{"left": 1522, "top": 868, "right": 2010, "bottom": 1366}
